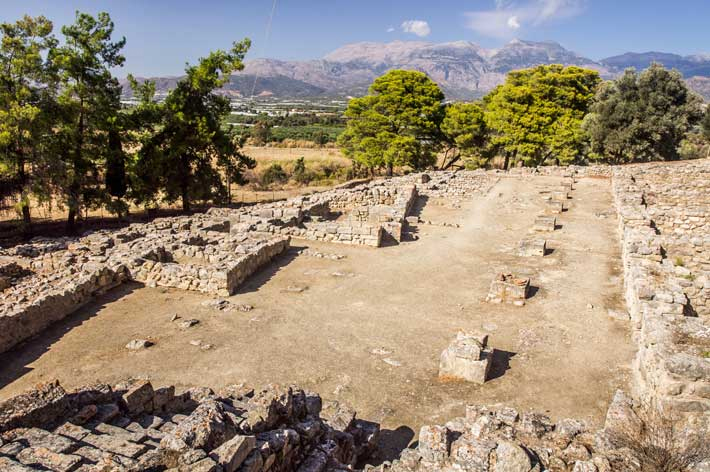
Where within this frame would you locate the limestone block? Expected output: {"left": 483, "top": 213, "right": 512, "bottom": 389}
{"left": 533, "top": 215, "right": 557, "bottom": 232}
{"left": 439, "top": 332, "right": 493, "bottom": 384}
{"left": 544, "top": 199, "right": 564, "bottom": 214}
{"left": 518, "top": 238, "right": 546, "bottom": 257}
{"left": 551, "top": 190, "right": 569, "bottom": 202}
{"left": 487, "top": 273, "right": 530, "bottom": 305}
{"left": 208, "top": 434, "right": 256, "bottom": 472}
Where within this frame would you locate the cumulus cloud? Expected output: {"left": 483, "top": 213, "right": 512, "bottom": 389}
{"left": 507, "top": 15, "right": 521, "bottom": 29}
{"left": 386, "top": 26, "right": 395, "bottom": 33}
{"left": 465, "top": 0, "right": 583, "bottom": 39}
{"left": 401, "top": 20, "right": 431, "bottom": 37}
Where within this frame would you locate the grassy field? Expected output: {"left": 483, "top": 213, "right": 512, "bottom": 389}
{"left": 0, "top": 146, "right": 352, "bottom": 226}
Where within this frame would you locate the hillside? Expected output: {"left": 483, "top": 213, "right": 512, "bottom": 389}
{"left": 123, "top": 39, "right": 710, "bottom": 100}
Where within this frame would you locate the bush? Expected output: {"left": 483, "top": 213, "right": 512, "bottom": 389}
{"left": 607, "top": 404, "right": 710, "bottom": 472}
{"left": 260, "top": 164, "right": 288, "bottom": 186}
{"left": 292, "top": 157, "right": 312, "bottom": 184}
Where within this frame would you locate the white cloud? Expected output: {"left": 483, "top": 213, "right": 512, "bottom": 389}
{"left": 465, "top": 0, "right": 583, "bottom": 39}
{"left": 386, "top": 26, "right": 395, "bottom": 33}
{"left": 401, "top": 20, "right": 431, "bottom": 37}
{"left": 507, "top": 15, "right": 521, "bottom": 29}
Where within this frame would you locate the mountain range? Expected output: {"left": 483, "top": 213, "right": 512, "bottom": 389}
{"left": 123, "top": 40, "right": 710, "bottom": 100}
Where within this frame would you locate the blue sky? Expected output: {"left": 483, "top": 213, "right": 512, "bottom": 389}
{"left": 1, "top": 0, "right": 708, "bottom": 77}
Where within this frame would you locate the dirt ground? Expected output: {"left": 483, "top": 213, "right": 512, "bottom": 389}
{"left": 0, "top": 175, "right": 635, "bottom": 461}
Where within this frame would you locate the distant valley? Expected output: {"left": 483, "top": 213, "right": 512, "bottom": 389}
{"left": 123, "top": 39, "right": 710, "bottom": 100}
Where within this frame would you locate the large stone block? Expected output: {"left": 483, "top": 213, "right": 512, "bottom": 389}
{"left": 486, "top": 273, "right": 530, "bottom": 306}
{"left": 533, "top": 215, "right": 557, "bottom": 232}
{"left": 518, "top": 238, "right": 546, "bottom": 257}
{"left": 439, "top": 332, "right": 493, "bottom": 384}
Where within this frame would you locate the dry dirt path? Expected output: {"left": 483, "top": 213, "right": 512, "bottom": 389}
{"left": 0, "top": 175, "right": 635, "bottom": 461}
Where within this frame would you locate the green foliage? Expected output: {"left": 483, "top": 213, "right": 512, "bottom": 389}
{"left": 292, "top": 156, "right": 311, "bottom": 184}
{"left": 49, "top": 11, "right": 126, "bottom": 230}
{"left": 440, "top": 102, "right": 489, "bottom": 169}
{"left": 338, "top": 70, "right": 444, "bottom": 174}
{"left": 133, "top": 39, "right": 255, "bottom": 211}
{"left": 261, "top": 163, "right": 288, "bottom": 186}
{"left": 583, "top": 63, "right": 704, "bottom": 164}
{"left": 484, "top": 64, "right": 601, "bottom": 167}
{"left": 0, "top": 14, "right": 58, "bottom": 227}
{"left": 250, "top": 120, "right": 271, "bottom": 145}
{"left": 702, "top": 107, "right": 710, "bottom": 142}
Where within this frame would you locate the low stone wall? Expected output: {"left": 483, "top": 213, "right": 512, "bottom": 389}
{"left": 0, "top": 263, "right": 130, "bottom": 354}
{"left": 0, "top": 380, "right": 379, "bottom": 471}
{"left": 611, "top": 160, "right": 710, "bottom": 420}
{"left": 126, "top": 235, "right": 290, "bottom": 296}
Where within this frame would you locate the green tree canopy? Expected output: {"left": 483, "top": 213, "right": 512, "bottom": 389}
{"left": 583, "top": 63, "right": 704, "bottom": 164}
{"left": 50, "top": 11, "right": 126, "bottom": 231}
{"left": 484, "top": 64, "right": 601, "bottom": 168}
{"left": 0, "top": 15, "right": 57, "bottom": 229}
{"left": 701, "top": 106, "right": 710, "bottom": 142}
{"left": 440, "top": 102, "right": 489, "bottom": 169}
{"left": 133, "top": 40, "right": 255, "bottom": 211}
{"left": 338, "top": 70, "right": 445, "bottom": 175}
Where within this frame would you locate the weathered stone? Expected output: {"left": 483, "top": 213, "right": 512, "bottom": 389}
{"left": 126, "top": 339, "right": 153, "bottom": 350}
{"left": 486, "top": 273, "right": 530, "bottom": 305}
{"left": 494, "top": 440, "right": 531, "bottom": 472}
{"left": 518, "top": 238, "right": 547, "bottom": 257}
{"left": 161, "top": 399, "right": 237, "bottom": 452}
{"left": 15, "top": 446, "right": 82, "bottom": 472}
{"left": 418, "top": 425, "right": 450, "bottom": 463}
{"left": 439, "top": 332, "right": 493, "bottom": 384}
{"left": 208, "top": 434, "right": 256, "bottom": 472}
{"left": 122, "top": 380, "right": 155, "bottom": 415}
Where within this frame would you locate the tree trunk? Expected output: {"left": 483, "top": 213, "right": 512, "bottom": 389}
{"left": 386, "top": 163, "right": 393, "bottom": 177}
{"left": 67, "top": 207, "right": 77, "bottom": 234}
{"left": 180, "top": 154, "right": 190, "bottom": 212}
{"left": 503, "top": 154, "right": 510, "bottom": 171}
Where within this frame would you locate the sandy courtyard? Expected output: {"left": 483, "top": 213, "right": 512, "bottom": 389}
{"left": 0, "top": 175, "right": 635, "bottom": 460}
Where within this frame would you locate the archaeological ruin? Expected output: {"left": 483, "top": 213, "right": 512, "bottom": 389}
{"left": 0, "top": 159, "right": 708, "bottom": 471}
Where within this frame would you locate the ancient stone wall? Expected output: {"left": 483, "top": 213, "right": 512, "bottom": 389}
{"left": 0, "top": 380, "right": 378, "bottom": 471}
{"left": 611, "top": 160, "right": 710, "bottom": 419}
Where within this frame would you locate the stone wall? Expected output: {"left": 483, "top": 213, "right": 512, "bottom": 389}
{"left": 0, "top": 380, "right": 379, "bottom": 471}
{"left": 0, "top": 218, "right": 290, "bottom": 354}
{"left": 611, "top": 160, "right": 710, "bottom": 419}
{"left": 0, "top": 263, "right": 130, "bottom": 354}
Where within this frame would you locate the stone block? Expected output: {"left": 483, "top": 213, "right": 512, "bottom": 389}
{"left": 544, "top": 199, "right": 564, "bottom": 214}
{"left": 208, "top": 434, "right": 256, "bottom": 472}
{"left": 122, "top": 380, "right": 154, "bottom": 416}
{"left": 551, "top": 191, "right": 569, "bottom": 202}
{"left": 486, "top": 273, "right": 530, "bottom": 305}
{"left": 533, "top": 215, "right": 557, "bottom": 232}
{"left": 518, "top": 238, "right": 546, "bottom": 257}
{"left": 418, "top": 425, "right": 450, "bottom": 463}
{"left": 439, "top": 332, "right": 493, "bottom": 384}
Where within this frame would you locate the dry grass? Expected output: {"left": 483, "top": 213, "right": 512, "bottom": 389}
{"left": 607, "top": 403, "right": 710, "bottom": 472}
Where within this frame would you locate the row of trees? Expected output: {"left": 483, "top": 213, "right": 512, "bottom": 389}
{"left": 0, "top": 12, "right": 254, "bottom": 232}
{"left": 338, "top": 64, "right": 708, "bottom": 173}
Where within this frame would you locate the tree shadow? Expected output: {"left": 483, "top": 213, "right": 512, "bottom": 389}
{"left": 0, "top": 282, "right": 141, "bottom": 391}
{"left": 487, "top": 349, "right": 516, "bottom": 381}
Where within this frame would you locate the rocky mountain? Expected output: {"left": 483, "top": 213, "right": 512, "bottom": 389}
{"left": 124, "top": 40, "right": 710, "bottom": 100}
{"left": 601, "top": 51, "right": 710, "bottom": 77}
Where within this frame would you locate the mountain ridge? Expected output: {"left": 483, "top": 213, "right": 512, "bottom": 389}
{"left": 122, "top": 39, "right": 710, "bottom": 100}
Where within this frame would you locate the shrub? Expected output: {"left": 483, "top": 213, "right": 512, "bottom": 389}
{"left": 607, "top": 404, "right": 710, "bottom": 472}
{"left": 260, "top": 164, "right": 288, "bottom": 186}
{"left": 292, "top": 157, "right": 312, "bottom": 184}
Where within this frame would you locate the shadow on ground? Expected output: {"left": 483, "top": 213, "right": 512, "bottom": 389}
{"left": 0, "top": 282, "right": 141, "bottom": 390}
